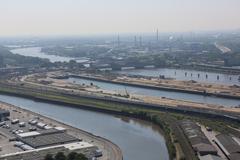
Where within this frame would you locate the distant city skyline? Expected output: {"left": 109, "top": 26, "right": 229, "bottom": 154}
{"left": 0, "top": 0, "right": 240, "bottom": 36}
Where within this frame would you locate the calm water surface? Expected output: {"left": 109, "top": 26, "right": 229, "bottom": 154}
{"left": 10, "top": 47, "right": 240, "bottom": 86}
{"left": 67, "top": 77, "right": 240, "bottom": 107}
{"left": 116, "top": 68, "right": 240, "bottom": 86}
{"left": 10, "top": 47, "right": 89, "bottom": 63}
{"left": 0, "top": 94, "right": 169, "bottom": 160}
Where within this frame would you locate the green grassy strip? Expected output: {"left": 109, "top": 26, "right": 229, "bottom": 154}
{"left": 1, "top": 85, "right": 239, "bottom": 160}
{"left": 0, "top": 86, "right": 179, "bottom": 159}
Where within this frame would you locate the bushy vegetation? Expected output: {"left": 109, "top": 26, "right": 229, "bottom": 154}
{"left": 0, "top": 46, "right": 50, "bottom": 67}
{"left": 45, "top": 152, "right": 87, "bottom": 160}
{"left": 42, "top": 46, "right": 109, "bottom": 58}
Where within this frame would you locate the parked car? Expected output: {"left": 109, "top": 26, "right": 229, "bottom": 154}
{"left": 11, "top": 119, "right": 19, "bottom": 124}
{"left": 19, "top": 122, "right": 26, "bottom": 127}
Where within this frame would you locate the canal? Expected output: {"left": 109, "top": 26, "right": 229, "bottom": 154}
{"left": 0, "top": 94, "right": 169, "bottom": 160}
{"left": 10, "top": 47, "right": 240, "bottom": 85}
{"left": 116, "top": 68, "right": 240, "bottom": 86}
{"left": 67, "top": 77, "right": 240, "bottom": 107}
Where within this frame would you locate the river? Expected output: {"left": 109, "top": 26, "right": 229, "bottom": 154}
{"left": 7, "top": 46, "right": 240, "bottom": 159}
{"left": 67, "top": 77, "right": 240, "bottom": 107}
{"left": 10, "top": 47, "right": 89, "bottom": 63}
{"left": 0, "top": 94, "right": 169, "bottom": 160}
{"left": 10, "top": 47, "right": 240, "bottom": 85}
{"left": 116, "top": 68, "right": 240, "bottom": 86}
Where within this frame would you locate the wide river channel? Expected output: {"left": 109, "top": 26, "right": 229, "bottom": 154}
{"left": 0, "top": 94, "right": 169, "bottom": 160}
{"left": 7, "top": 46, "right": 240, "bottom": 159}
{"left": 10, "top": 47, "right": 89, "bottom": 63}
{"left": 10, "top": 47, "right": 240, "bottom": 85}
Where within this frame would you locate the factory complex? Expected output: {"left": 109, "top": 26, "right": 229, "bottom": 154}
{"left": 0, "top": 107, "right": 102, "bottom": 160}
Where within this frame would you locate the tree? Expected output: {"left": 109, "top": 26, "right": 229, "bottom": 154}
{"left": 68, "top": 60, "right": 77, "bottom": 69}
{"left": 67, "top": 152, "right": 77, "bottom": 160}
{"left": 45, "top": 154, "right": 54, "bottom": 160}
{"left": 44, "top": 152, "right": 87, "bottom": 160}
{"left": 55, "top": 152, "right": 66, "bottom": 160}
{"left": 73, "top": 153, "right": 88, "bottom": 160}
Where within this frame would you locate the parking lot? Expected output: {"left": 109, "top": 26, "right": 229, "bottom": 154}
{"left": 0, "top": 107, "right": 60, "bottom": 155}
{"left": 0, "top": 102, "right": 122, "bottom": 160}
{"left": 0, "top": 108, "right": 54, "bottom": 136}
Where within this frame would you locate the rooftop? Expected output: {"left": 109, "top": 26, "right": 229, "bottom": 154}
{"left": 199, "top": 155, "right": 223, "bottom": 160}
{"left": 215, "top": 134, "right": 240, "bottom": 154}
{"left": 20, "top": 132, "right": 79, "bottom": 148}
{"left": 64, "top": 142, "right": 94, "bottom": 151}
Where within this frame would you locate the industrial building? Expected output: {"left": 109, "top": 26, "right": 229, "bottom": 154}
{"left": 0, "top": 107, "right": 103, "bottom": 160}
{"left": 0, "top": 125, "right": 99, "bottom": 160}
{"left": 0, "top": 142, "right": 97, "bottom": 160}
{"left": 215, "top": 134, "right": 240, "bottom": 160}
{"left": 0, "top": 109, "right": 10, "bottom": 121}
{"left": 180, "top": 120, "right": 218, "bottom": 156}
{"left": 17, "top": 128, "right": 80, "bottom": 149}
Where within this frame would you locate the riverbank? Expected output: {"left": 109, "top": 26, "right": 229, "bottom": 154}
{"left": 1, "top": 81, "right": 240, "bottom": 160}
{"left": 0, "top": 101, "right": 123, "bottom": 160}
{"left": 18, "top": 72, "right": 240, "bottom": 114}
{"left": 164, "top": 65, "right": 240, "bottom": 75}
{"left": 0, "top": 93, "right": 172, "bottom": 160}
{"left": 1, "top": 80, "right": 240, "bottom": 160}
{"left": 0, "top": 84, "right": 177, "bottom": 159}
{"left": 2, "top": 78, "right": 240, "bottom": 121}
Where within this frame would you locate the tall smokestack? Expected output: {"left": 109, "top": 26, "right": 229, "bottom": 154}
{"left": 117, "top": 34, "right": 120, "bottom": 47}
{"left": 134, "top": 36, "right": 137, "bottom": 46}
{"left": 156, "top": 29, "right": 159, "bottom": 41}
{"left": 139, "top": 36, "right": 142, "bottom": 47}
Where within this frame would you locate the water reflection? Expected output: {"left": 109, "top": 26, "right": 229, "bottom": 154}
{"left": 67, "top": 77, "right": 240, "bottom": 107}
{"left": 10, "top": 47, "right": 89, "bottom": 63}
{"left": 0, "top": 94, "right": 169, "bottom": 160}
{"left": 116, "top": 68, "right": 240, "bottom": 86}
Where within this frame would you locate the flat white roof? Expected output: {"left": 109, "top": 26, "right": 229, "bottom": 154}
{"left": 17, "top": 131, "right": 40, "bottom": 138}
{"left": 55, "top": 126, "right": 66, "bottom": 131}
{"left": 37, "top": 122, "right": 46, "bottom": 126}
{"left": 64, "top": 142, "right": 94, "bottom": 150}
{"left": 0, "top": 142, "right": 94, "bottom": 157}
{"left": 44, "top": 125, "right": 53, "bottom": 129}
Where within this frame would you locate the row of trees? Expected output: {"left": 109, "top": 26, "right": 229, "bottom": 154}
{"left": 45, "top": 152, "right": 87, "bottom": 160}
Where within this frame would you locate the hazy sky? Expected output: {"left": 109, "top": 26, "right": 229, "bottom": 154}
{"left": 0, "top": 0, "right": 240, "bottom": 36}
